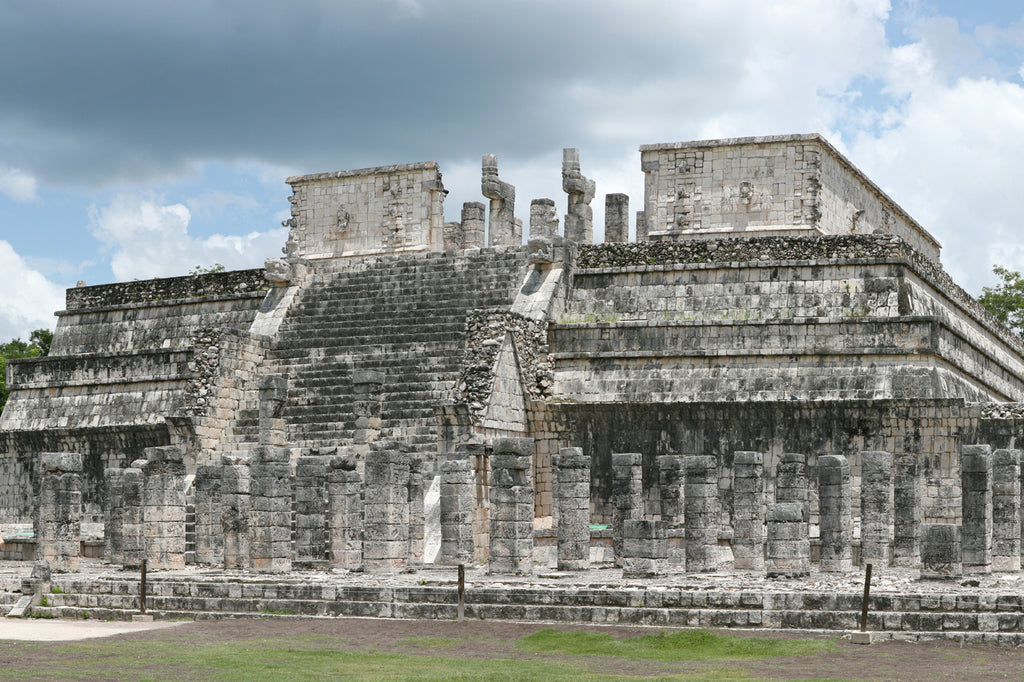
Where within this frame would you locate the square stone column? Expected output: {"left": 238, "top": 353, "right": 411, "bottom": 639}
{"left": 221, "top": 454, "right": 251, "bottom": 570}
{"left": 530, "top": 199, "right": 559, "bottom": 240}
{"left": 439, "top": 451, "right": 474, "bottom": 565}
{"left": 363, "top": 441, "right": 411, "bottom": 574}
{"left": 684, "top": 454, "right": 719, "bottom": 573}
{"left": 817, "top": 454, "right": 852, "bottom": 572}
{"left": 488, "top": 437, "right": 534, "bottom": 575}
{"left": 621, "top": 519, "right": 666, "bottom": 578}
{"left": 920, "top": 523, "right": 962, "bottom": 580}
{"left": 611, "top": 452, "right": 643, "bottom": 567}
{"left": 249, "top": 444, "right": 293, "bottom": 573}
{"left": 961, "top": 444, "right": 993, "bottom": 574}
{"left": 766, "top": 501, "right": 810, "bottom": 578}
{"left": 892, "top": 451, "right": 921, "bottom": 567}
{"left": 193, "top": 464, "right": 223, "bottom": 566}
{"left": 776, "top": 453, "right": 808, "bottom": 513}
{"left": 35, "top": 453, "right": 83, "bottom": 572}
{"left": 142, "top": 445, "right": 187, "bottom": 570}
{"left": 103, "top": 468, "right": 125, "bottom": 566}
{"left": 327, "top": 454, "right": 363, "bottom": 570}
{"left": 409, "top": 457, "right": 425, "bottom": 566}
{"left": 604, "top": 194, "right": 629, "bottom": 243}
{"left": 991, "top": 449, "right": 1021, "bottom": 572}
{"left": 553, "top": 447, "right": 591, "bottom": 571}
{"left": 732, "top": 451, "right": 765, "bottom": 571}
{"left": 121, "top": 463, "right": 145, "bottom": 569}
{"left": 258, "top": 374, "right": 288, "bottom": 447}
{"left": 461, "top": 202, "right": 486, "bottom": 249}
{"left": 294, "top": 455, "right": 328, "bottom": 566}
{"left": 859, "top": 451, "right": 892, "bottom": 567}
{"left": 658, "top": 454, "right": 685, "bottom": 566}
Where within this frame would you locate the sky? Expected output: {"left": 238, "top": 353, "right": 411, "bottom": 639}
{"left": 2, "top": 0, "right": 1024, "bottom": 340}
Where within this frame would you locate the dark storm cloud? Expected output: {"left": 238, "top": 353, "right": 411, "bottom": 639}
{"left": 0, "top": 0, "right": 718, "bottom": 185}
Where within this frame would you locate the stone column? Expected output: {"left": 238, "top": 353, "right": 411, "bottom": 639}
{"left": 775, "top": 453, "right": 808, "bottom": 511}
{"left": 621, "top": 519, "right": 666, "bottom": 578}
{"left": 35, "top": 452, "right": 83, "bottom": 572}
{"left": 658, "top": 454, "right": 685, "bottom": 566}
{"left": 488, "top": 437, "right": 534, "bottom": 575}
{"left": 892, "top": 451, "right": 921, "bottom": 567}
{"left": 636, "top": 211, "right": 648, "bottom": 242}
{"left": 258, "top": 374, "right": 288, "bottom": 447}
{"left": 860, "top": 451, "right": 892, "bottom": 567}
{"left": 991, "top": 449, "right": 1021, "bottom": 572}
{"left": 294, "top": 455, "right": 328, "bottom": 566}
{"left": 439, "top": 452, "right": 474, "bottom": 565}
{"left": 103, "top": 468, "right": 125, "bottom": 565}
{"left": 817, "top": 454, "right": 852, "bottom": 572}
{"left": 461, "top": 202, "right": 486, "bottom": 249}
{"left": 611, "top": 452, "right": 643, "bottom": 566}
{"left": 193, "top": 464, "right": 223, "bottom": 566}
{"left": 327, "top": 454, "right": 363, "bottom": 570}
{"left": 142, "top": 445, "right": 187, "bottom": 570}
{"left": 409, "top": 457, "right": 425, "bottom": 566}
{"left": 443, "top": 221, "right": 464, "bottom": 251}
{"left": 249, "top": 444, "right": 292, "bottom": 573}
{"left": 530, "top": 199, "right": 559, "bottom": 239}
{"left": 961, "top": 444, "right": 992, "bottom": 574}
{"left": 732, "top": 451, "right": 765, "bottom": 571}
{"left": 221, "top": 454, "right": 251, "bottom": 570}
{"left": 604, "top": 193, "right": 629, "bottom": 243}
{"left": 766, "top": 501, "right": 810, "bottom": 578}
{"left": 121, "top": 462, "right": 145, "bottom": 569}
{"left": 363, "top": 441, "right": 411, "bottom": 573}
{"left": 554, "top": 447, "right": 590, "bottom": 571}
{"left": 352, "top": 370, "right": 384, "bottom": 446}
{"left": 562, "top": 148, "right": 595, "bottom": 244}
{"left": 684, "top": 454, "right": 719, "bottom": 573}
{"left": 920, "top": 523, "right": 962, "bottom": 580}
{"left": 482, "top": 154, "right": 516, "bottom": 247}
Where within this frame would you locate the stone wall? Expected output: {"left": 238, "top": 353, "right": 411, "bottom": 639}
{"left": 283, "top": 162, "right": 446, "bottom": 259}
{"left": 638, "top": 135, "right": 941, "bottom": 262}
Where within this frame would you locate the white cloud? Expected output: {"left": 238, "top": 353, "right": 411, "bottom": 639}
{"left": 0, "top": 166, "right": 38, "bottom": 201}
{"left": 0, "top": 241, "right": 65, "bottom": 340}
{"left": 88, "top": 194, "right": 288, "bottom": 281}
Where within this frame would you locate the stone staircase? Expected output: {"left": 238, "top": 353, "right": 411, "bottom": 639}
{"left": 260, "top": 249, "right": 527, "bottom": 455}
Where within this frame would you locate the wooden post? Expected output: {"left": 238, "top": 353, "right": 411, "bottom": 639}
{"left": 860, "top": 562, "right": 872, "bottom": 632}
{"left": 457, "top": 564, "right": 465, "bottom": 622}
{"left": 139, "top": 558, "right": 148, "bottom": 615}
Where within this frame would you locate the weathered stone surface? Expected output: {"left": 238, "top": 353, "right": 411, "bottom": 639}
{"left": 961, "top": 445, "right": 992, "bottom": 574}
{"left": 604, "top": 194, "right": 629, "bottom": 243}
{"left": 553, "top": 447, "right": 590, "bottom": 571}
{"left": 684, "top": 455, "right": 718, "bottom": 573}
{"left": 732, "top": 451, "right": 764, "bottom": 571}
{"left": 766, "top": 501, "right": 809, "bottom": 578}
{"left": 35, "top": 452, "right": 83, "bottom": 572}
{"left": 990, "top": 449, "right": 1020, "bottom": 572}
{"left": 482, "top": 154, "right": 516, "bottom": 247}
{"left": 920, "top": 523, "right": 962, "bottom": 580}
{"left": 562, "top": 148, "right": 595, "bottom": 244}
{"left": 817, "top": 455, "right": 851, "bottom": 572}
{"left": 860, "top": 451, "right": 892, "bottom": 567}
{"left": 611, "top": 452, "right": 643, "bottom": 567}
{"left": 488, "top": 438, "right": 534, "bottom": 575}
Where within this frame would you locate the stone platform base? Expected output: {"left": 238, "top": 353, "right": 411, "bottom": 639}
{"left": 2, "top": 560, "right": 1024, "bottom": 644}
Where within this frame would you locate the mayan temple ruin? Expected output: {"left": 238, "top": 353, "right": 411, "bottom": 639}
{"left": 2, "top": 133, "right": 1024, "bottom": 639}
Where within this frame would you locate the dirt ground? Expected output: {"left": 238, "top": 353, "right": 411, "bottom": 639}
{"left": 2, "top": 617, "right": 1023, "bottom": 680}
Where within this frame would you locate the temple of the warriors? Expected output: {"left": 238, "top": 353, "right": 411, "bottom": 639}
{"left": 3, "top": 134, "right": 1024, "bottom": 637}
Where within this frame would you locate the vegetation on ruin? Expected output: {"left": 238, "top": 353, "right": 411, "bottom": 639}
{"left": 0, "top": 328, "right": 52, "bottom": 411}
{"left": 979, "top": 265, "right": 1024, "bottom": 337}
{"left": 189, "top": 263, "right": 226, "bottom": 275}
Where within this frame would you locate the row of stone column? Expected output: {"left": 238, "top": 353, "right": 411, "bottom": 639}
{"left": 443, "top": 150, "right": 632, "bottom": 251}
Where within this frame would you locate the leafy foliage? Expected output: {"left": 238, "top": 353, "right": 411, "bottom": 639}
{"left": 979, "top": 265, "right": 1024, "bottom": 337}
{"left": 189, "top": 263, "right": 226, "bottom": 275}
{"left": 0, "top": 329, "right": 52, "bottom": 412}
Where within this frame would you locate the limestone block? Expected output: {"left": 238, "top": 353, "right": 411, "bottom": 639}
{"left": 961, "top": 445, "right": 992, "bottom": 574}
{"left": 920, "top": 523, "right": 962, "bottom": 580}
{"left": 604, "top": 194, "right": 629, "bottom": 243}
{"left": 732, "top": 451, "right": 765, "bottom": 571}
{"left": 893, "top": 452, "right": 921, "bottom": 567}
{"left": 991, "top": 449, "right": 1020, "bottom": 572}
{"left": 817, "top": 455, "right": 852, "bottom": 572}
{"left": 766, "top": 502, "right": 809, "bottom": 578}
{"left": 684, "top": 455, "right": 719, "bottom": 573}
{"left": 553, "top": 447, "right": 590, "bottom": 571}
{"left": 859, "top": 451, "right": 892, "bottom": 567}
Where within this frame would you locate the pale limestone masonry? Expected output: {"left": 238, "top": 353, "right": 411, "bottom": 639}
{"left": 34, "top": 453, "right": 82, "bottom": 572}
{"left": 991, "top": 449, "right": 1021, "bottom": 572}
{"left": 553, "top": 447, "right": 590, "bottom": 571}
{"left": 639, "top": 135, "right": 941, "bottom": 262}
{"left": 327, "top": 453, "right": 363, "bottom": 570}
{"left": 488, "top": 438, "right": 534, "bottom": 575}
{"left": 860, "top": 451, "right": 893, "bottom": 567}
{"left": 283, "top": 162, "right": 445, "bottom": 259}
{"left": 731, "top": 451, "right": 765, "bottom": 571}
{"left": 683, "top": 455, "right": 719, "bottom": 573}
{"left": 220, "top": 455, "right": 251, "bottom": 570}
{"left": 611, "top": 452, "right": 643, "bottom": 566}
{"left": 5, "top": 134, "right": 1024, "bottom": 600}
{"left": 141, "top": 445, "right": 187, "bottom": 570}
{"left": 192, "top": 464, "right": 223, "bottom": 566}
{"left": 438, "top": 452, "right": 474, "bottom": 565}
{"left": 921, "top": 523, "right": 962, "bottom": 580}
{"left": 817, "top": 454, "right": 852, "bottom": 572}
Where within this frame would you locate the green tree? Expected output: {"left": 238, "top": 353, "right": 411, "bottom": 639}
{"left": 979, "top": 265, "right": 1024, "bottom": 337}
{"left": 0, "top": 328, "right": 52, "bottom": 412}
